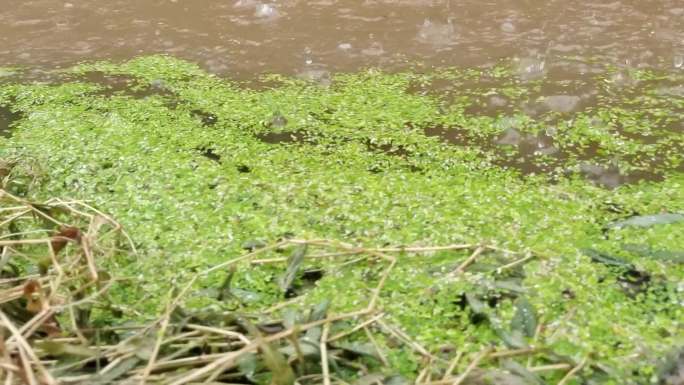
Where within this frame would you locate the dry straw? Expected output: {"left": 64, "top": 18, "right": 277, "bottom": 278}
{"left": 0, "top": 185, "right": 585, "bottom": 384}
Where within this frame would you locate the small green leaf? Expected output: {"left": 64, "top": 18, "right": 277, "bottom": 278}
{"left": 465, "top": 292, "right": 488, "bottom": 315}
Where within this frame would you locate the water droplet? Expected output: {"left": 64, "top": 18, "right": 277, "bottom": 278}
{"left": 501, "top": 21, "right": 515, "bottom": 33}
{"left": 362, "top": 42, "right": 384, "bottom": 56}
{"left": 674, "top": 54, "right": 683, "bottom": 69}
{"left": 255, "top": 3, "right": 278, "bottom": 18}
{"left": 234, "top": 0, "right": 258, "bottom": 8}
{"left": 304, "top": 46, "right": 313, "bottom": 65}
{"left": 417, "top": 18, "right": 456, "bottom": 46}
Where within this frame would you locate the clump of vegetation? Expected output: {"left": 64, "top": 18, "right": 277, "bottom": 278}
{"left": 0, "top": 56, "right": 682, "bottom": 383}
{"left": 0, "top": 184, "right": 610, "bottom": 384}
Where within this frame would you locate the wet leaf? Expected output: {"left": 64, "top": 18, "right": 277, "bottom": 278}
{"left": 582, "top": 248, "right": 633, "bottom": 268}
{"left": 237, "top": 353, "right": 261, "bottom": 382}
{"left": 607, "top": 213, "right": 684, "bottom": 229}
{"left": 304, "top": 311, "right": 323, "bottom": 341}
{"left": 231, "top": 287, "right": 262, "bottom": 303}
{"left": 511, "top": 297, "right": 537, "bottom": 337}
{"left": 621, "top": 244, "right": 684, "bottom": 264}
{"left": 493, "top": 279, "right": 527, "bottom": 294}
{"left": 307, "top": 299, "right": 330, "bottom": 322}
{"left": 501, "top": 359, "right": 546, "bottom": 385}
{"left": 279, "top": 337, "right": 319, "bottom": 358}
{"left": 243, "top": 320, "right": 295, "bottom": 385}
{"left": 282, "top": 308, "right": 299, "bottom": 329}
{"left": 217, "top": 265, "right": 236, "bottom": 301}
{"left": 278, "top": 244, "right": 308, "bottom": 293}
{"left": 465, "top": 292, "right": 488, "bottom": 315}
{"left": 242, "top": 239, "right": 266, "bottom": 251}
{"left": 494, "top": 325, "right": 527, "bottom": 349}
{"left": 335, "top": 341, "right": 379, "bottom": 359}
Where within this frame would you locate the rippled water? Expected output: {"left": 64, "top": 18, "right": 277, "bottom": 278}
{"left": 1, "top": 0, "right": 683, "bottom": 77}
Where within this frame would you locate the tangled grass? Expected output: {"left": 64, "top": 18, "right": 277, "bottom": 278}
{"left": 0, "top": 185, "right": 600, "bottom": 384}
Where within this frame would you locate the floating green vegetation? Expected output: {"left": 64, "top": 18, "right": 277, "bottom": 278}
{"left": 0, "top": 55, "right": 682, "bottom": 383}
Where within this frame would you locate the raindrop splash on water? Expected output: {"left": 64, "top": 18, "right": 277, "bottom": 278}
{"left": 674, "top": 53, "right": 684, "bottom": 69}
{"left": 255, "top": 3, "right": 278, "bottom": 19}
{"left": 362, "top": 41, "right": 385, "bottom": 57}
{"left": 515, "top": 56, "right": 546, "bottom": 81}
{"left": 304, "top": 46, "right": 313, "bottom": 65}
{"left": 417, "top": 18, "right": 457, "bottom": 47}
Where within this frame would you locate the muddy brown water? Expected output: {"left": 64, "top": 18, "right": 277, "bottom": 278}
{"left": 1, "top": 0, "right": 683, "bottom": 77}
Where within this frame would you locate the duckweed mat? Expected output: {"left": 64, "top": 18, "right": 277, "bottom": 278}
{"left": 0, "top": 187, "right": 653, "bottom": 384}
{"left": 0, "top": 56, "right": 683, "bottom": 383}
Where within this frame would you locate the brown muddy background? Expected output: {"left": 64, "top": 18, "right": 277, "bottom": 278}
{"left": 1, "top": 0, "right": 683, "bottom": 77}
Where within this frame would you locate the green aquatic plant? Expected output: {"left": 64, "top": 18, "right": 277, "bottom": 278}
{"left": 0, "top": 55, "right": 682, "bottom": 382}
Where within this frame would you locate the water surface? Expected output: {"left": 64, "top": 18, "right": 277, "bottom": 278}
{"left": 1, "top": 0, "right": 682, "bottom": 77}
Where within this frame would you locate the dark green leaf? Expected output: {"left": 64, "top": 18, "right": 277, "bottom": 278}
{"left": 493, "top": 279, "right": 527, "bottom": 294}
{"left": 511, "top": 297, "right": 537, "bottom": 337}
{"left": 621, "top": 244, "right": 684, "bottom": 264}
{"left": 335, "top": 342, "right": 379, "bottom": 359}
{"left": 242, "top": 239, "right": 267, "bottom": 251}
{"left": 582, "top": 248, "right": 633, "bottom": 268}
{"left": 494, "top": 325, "right": 527, "bottom": 348}
{"left": 237, "top": 353, "right": 260, "bottom": 382}
{"left": 258, "top": 339, "right": 296, "bottom": 385}
{"left": 231, "top": 287, "right": 262, "bottom": 303}
{"left": 278, "top": 244, "right": 308, "bottom": 292}
{"left": 216, "top": 265, "right": 236, "bottom": 301}
{"left": 307, "top": 299, "right": 330, "bottom": 322}
{"left": 502, "top": 359, "right": 546, "bottom": 385}
{"left": 279, "top": 337, "right": 319, "bottom": 358}
{"left": 465, "top": 292, "right": 488, "bottom": 315}
{"left": 607, "top": 213, "right": 684, "bottom": 229}
{"left": 242, "top": 319, "right": 295, "bottom": 385}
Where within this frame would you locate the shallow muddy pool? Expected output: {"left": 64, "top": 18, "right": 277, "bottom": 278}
{"left": 1, "top": 7, "right": 684, "bottom": 380}
{"left": 1, "top": 0, "right": 683, "bottom": 77}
